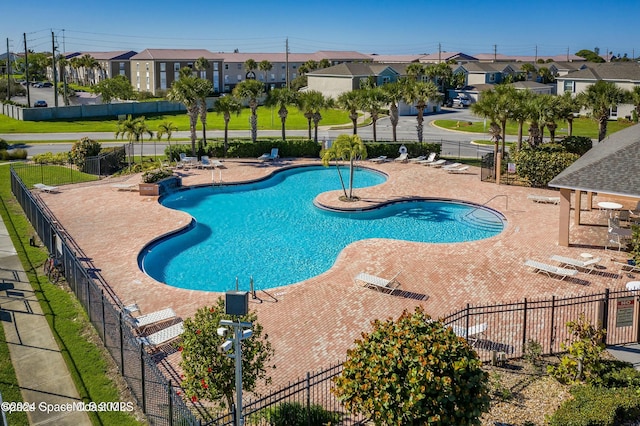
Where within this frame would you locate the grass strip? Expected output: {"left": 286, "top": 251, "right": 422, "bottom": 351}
{"left": 0, "top": 164, "right": 144, "bottom": 425}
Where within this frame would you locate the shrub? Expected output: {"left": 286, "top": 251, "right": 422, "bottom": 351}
{"left": 559, "top": 136, "right": 594, "bottom": 156}
{"left": 262, "top": 402, "right": 341, "bottom": 426}
{"left": 0, "top": 138, "right": 8, "bottom": 151}
{"left": 512, "top": 148, "right": 579, "bottom": 188}
{"left": 70, "top": 137, "right": 102, "bottom": 171}
{"left": 549, "top": 385, "right": 640, "bottom": 426}
{"left": 523, "top": 339, "right": 543, "bottom": 370}
{"left": 141, "top": 168, "right": 173, "bottom": 183}
{"left": 32, "top": 151, "right": 69, "bottom": 165}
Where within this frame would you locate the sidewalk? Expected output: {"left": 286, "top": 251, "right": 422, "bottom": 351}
{"left": 0, "top": 218, "right": 91, "bottom": 425}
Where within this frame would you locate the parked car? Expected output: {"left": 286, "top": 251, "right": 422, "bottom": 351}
{"left": 452, "top": 95, "right": 471, "bottom": 108}
{"left": 33, "top": 100, "right": 48, "bottom": 108}
{"left": 31, "top": 81, "right": 43, "bottom": 87}
{"left": 41, "top": 82, "right": 53, "bottom": 88}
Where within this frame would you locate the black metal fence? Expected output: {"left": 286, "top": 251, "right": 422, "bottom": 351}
{"left": 10, "top": 169, "right": 198, "bottom": 426}
{"left": 10, "top": 166, "right": 640, "bottom": 426}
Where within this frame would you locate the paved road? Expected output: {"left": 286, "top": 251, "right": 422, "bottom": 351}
{"left": 2, "top": 107, "right": 499, "bottom": 158}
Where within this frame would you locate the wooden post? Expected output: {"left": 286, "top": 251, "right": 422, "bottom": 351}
{"left": 574, "top": 190, "right": 582, "bottom": 226}
{"left": 559, "top": 188, "right": 572, "bottom": 246}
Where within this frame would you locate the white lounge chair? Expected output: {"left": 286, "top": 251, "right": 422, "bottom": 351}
{"left": 423, "top": 159, "right": 447, "bottom": 168}
{"left": 211, "top": 159, "right": 225, "bottom": 168}
{"left": 125, "top": 307, "right": 177, "bottom": 333}
{"left": 369, "top": 156, "right": 387, "bottom": 163}
{"left": 527, "top": 195, "right": 560, "bottom": 205}
{"left": 258, "top": 148, "right": 279, "bottom": 161}
{"left": 524, "top": 260, "right": 578, "bottom": 280}
{"left": 408, "top": 155, "right": 427, "bottom": 163}
{"left": 442, "top": 162, "right": 462, "bottom": 170}
{"left": 450, "top": 322, "right": 488, "bottom": 346}
{"left": 446, "top": 166, "right": 469, "bottom": 174}
{"left": 139, "top": 321, "right": 184, "bottom": 351}
{"left": 550, "top": 255, "right": 601, "bottom": 274}
{"left": 394, "top": 152, "right": 409, "bottom": 163}
{"left": 34, "top": 183, "right": 59, "bottom": 193}
{"left": 354, "top": 271, "right": 401, "bottom": 294}
{"left": 416, "top": 153, "right": 437, "bottom": 164}
{"left": 614, "top": 260, "right": 640, "bottom": 275}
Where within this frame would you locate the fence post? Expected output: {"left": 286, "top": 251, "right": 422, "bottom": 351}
{"left": 141, "top": 345, "right": 147, "bottom": 414}
{"left": 602, "top": 288, "right": 610, "bottom": 345}
{"left": 549, "top": 296, "right": 556, "bottom": 355}
{"left": 465, "top": 303, "right": 470, "bottom": 344}
{"left": 119, "top": 312, "right": 125, "bottom": 376}
{"left": 306, "top": 372, "right": 311, "bottom": 426}
{"left": 522, "top": 298, "right": 528, "bottom": 353}
{"left": 168, "top": 379, "right": 173, "bottom": 426}
{"left": 101, "top": 289, "right": 106, "bottom": 340}
{"left": 87, "top": 277, "right": 92, "bottom": 322}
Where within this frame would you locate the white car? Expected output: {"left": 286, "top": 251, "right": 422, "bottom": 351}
{"left": 452, "top": 95, "right": 471, "bottom": 108}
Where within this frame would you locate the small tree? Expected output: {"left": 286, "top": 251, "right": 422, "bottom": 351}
{"left": 333, "top": 307, "right": 490, "bottom": 425}
{"left": 548, "top": 313, "right": 606, "bottom": 384}
{"left": 180, "top": 298, "right": 274, "bottom": 409}
{"left": 92, "top": 75, "right": 135, "bottom": 103}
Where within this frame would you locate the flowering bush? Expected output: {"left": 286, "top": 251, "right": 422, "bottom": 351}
{"left": 141, "top": 168, "right": 173, "bottom": 183}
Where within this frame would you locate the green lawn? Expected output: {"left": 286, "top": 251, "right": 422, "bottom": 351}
{"left": 0, "top": 165, "right": 144, "bottom": 426}
{"left": 0, "top": 106, "right": 350, "bottom": 135}
{"left": 434, "top": 117, "right": 634, "bottom": 140}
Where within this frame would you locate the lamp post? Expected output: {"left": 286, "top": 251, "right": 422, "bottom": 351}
{"left": 218, "top": 319, "right": 252, "bottom": 426}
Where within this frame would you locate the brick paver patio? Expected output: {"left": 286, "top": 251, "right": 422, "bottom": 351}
{"left": 35, "top": 157, "right": 637, "bottom": 389}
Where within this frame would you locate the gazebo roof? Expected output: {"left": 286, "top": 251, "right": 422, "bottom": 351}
{"left": 548, "top": 124, "right": 640, "bottom": 198}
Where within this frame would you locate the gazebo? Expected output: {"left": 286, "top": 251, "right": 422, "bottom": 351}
{"left": 549, "top": 124, "right": 640, "bottom": 246}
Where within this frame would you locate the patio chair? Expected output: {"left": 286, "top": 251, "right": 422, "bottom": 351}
{"left": 394, "top": 152, "right": 409, "bottom": 163}
{"left": 125, "top": 307, "right": 177, "bottom": 334}
{"left": 199, "top": 156, "right": 214, "bottom": 169}
{"left": 408, "top": 155, "right": 427, "bottom": 163}
{"left": 550, "top": 254, "right": 601, "bottom": 274}
{"left": 258, "top": 148, "right": 279, "bottom": 161}
{"left": 423, "top": 159, "right": 447, "bottom": 168}
{"left": 354, "top": 271, "right": 401, "bottom": 294}
{"left": 606, "top": 227, "right": 632, "bottom": 251}
{"left": 139, "top": 321, "right": 184, "bottom": 352}
{"left": 524, "top": 259, "right": 578, "bottom": 280}
{"left": 416, "top": 152, "right": 437, "bottom": 165}
{"left": 527, "top": 195, "right": 560, "bottom": 205}
{"left": 33, "top": 183, "right": 59, "bottom": 193}
{"left": 450, "top": 322, "right": 488, "bottom": 346}
{"left": 211, "top": 159, "right": 225, "bottom": 168}
{"left": 446, "top": 166, "right": 469, "bottom": 174}
{"left": 442, "top": 162, "right": 463, "bottom": 170}
{"left": 614, "top": 260, "right": 640, "bottom": 275}
{"left": 369, "top": 156, "right": 387, "bottom": 163}
{"left": 111, "top": 183, "right": 138, "bottom": 192}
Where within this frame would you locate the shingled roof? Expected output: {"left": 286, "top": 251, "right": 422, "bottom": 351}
{"left": 548, "top": 124, "right": 640, "bottom": 198}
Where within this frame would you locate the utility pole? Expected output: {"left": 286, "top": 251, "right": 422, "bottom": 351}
{"left": 52, "top": 31, "right": 58, "bottom": 107}
{"left": 285, "top": 38, "right": 289, "bottom": 89}
{"left": 24, "top": 33, "right": 30, "bottom": 107}
{"left": 6, "top": 38, "right": 10, "bottom": 101}
{"left": 493, "top": 44, "right": 497, "bottom": 62}
{"left": 534, "top": 45, "right": 538, "bottom": 63}
{"left": 438, "top": 42, "right": 441, "bottom": 63}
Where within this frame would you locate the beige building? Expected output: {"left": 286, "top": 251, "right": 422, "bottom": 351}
{"left": 129, "top": 49, "right": 224, "bottom": 95}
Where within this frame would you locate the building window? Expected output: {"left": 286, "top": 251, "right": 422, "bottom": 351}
{"left": 225, "top": 64, "right": 229, "bottom": 70}
{"left": 563, "top": 80, "right": 575, "bottom": 93}
{"left": 281, "top": 73, "right": 285, "bottom": 81}
{"left": 237, "top": 74, "right": 242, "bottom": 81}
{"left": 160, "top": 63, "right": 166, "bottom": 72}
{"left": 270, "top": 73, "right": 275, "bottom": 81}
{"left": 145, "top": 62, "right": 149, "bottom": 71}
{"left": 489, "top": 73, "right": 496, "bottom": 83}
{"left": 136, "top": 62, "right": 139, "bottom": 71}
{"left": 610, "top": 105, "right": 618, "bottom": 118}
{"left": 174, "top": 63, "right": 180, "bottom": 72}
{"left": 382, "top": 76, "right": 391, "bottom": 84}
{"left": 237, "top": 64, "right": 242, "bottom": 69}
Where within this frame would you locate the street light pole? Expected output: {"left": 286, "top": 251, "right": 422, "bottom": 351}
{"left": 219, "top": 318, "right": 252, "bottom": 426}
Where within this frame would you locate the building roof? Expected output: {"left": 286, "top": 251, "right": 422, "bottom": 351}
{"left": 130, "top": 49, "right": 222, "bottom": 60}
{"left": 457, "top": 62, "right": 513, "bottom": 73}
{"left": 555, "top": 62, "right": 640, "bottom": 82}
{"left": 473, "top": 53, "right": 585, "bottom": 62}
{"left": 308, "top": 62, "right": 398, "bottom": 77}
{"left": 369, "top": 54, "right": 423, "bottom": 63}
{"left": 511, "top": 81, "right": 554, "bottom": 90}
{"left": 214, "top": 50, "right": 371, "bottom": 63}
{"left": 548, "top": 124, "right": 640, "bottom": 198}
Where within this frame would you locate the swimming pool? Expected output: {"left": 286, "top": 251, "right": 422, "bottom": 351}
{"left": 139, "top": 165, "right": 505, "bottom": 292}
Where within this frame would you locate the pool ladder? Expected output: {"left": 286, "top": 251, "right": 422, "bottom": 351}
{"left": 464, "top": 194, "right": 508, "bottom": 218}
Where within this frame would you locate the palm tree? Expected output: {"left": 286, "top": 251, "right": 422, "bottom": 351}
{"left": 233, "top": 79, "right": 264, "bottom": 142}
{"left": 80, "top": 54, "right": 100, "bottom": 85}
{"left": 510, "top": 89, "right": 535, "bottom": 149}
{"left": 167, "top": 70, "right": 201, "bottom": 156}
{"left": 133, "top": 116, "right": 153, "bottom": 161}
{"left": 471, "top": 84, "right": 516, "bottom": 156}
{"left": 381, "top": 81, "right": 404, "bottom": 142}
{"left": 577, "top": 81, "right": 628, "bottom": 141}
{"left": 321, "top": 134, "right": 368, "bottom": 201}
{"left": 402, "top": 80, "right": 439, "bottom": 142}
{"left": 360, "top": 87, "right": 387, "bottom": 142}
{"left": 336, "top": 90, "right": 363, "bottom": 135}
{"left": 258, "top": 60, "right": 272, "bottom": 91}
{"left": 194, "top": 57, "right": 209, "bottom": 80}
{"left": 406, "top": 63, "right": 425, "bottom": 81}
{"left": 520, "top": 63, "right": 536, "bottom": 81}
{"left": 244, "top": 59, "right": 257, "bottom": 79}
{"left": 557, "top": 91, "right": 582, "bottom": 137}
{"left": 157, "top": 121, "right": 178, "bottom": 163}
{"left": 265, "top": 88, "right": 298, "bottom": 141}
{"left": 114, "top": 114, "right": 138, "bottom": 168}
{"left": 630, "top": 86, "right": 640, "bottom": 122}
{"left": 213, "top": 95, "right": 243, "bottom": 155}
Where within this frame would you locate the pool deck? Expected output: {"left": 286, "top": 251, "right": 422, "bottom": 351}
{"left": 36, "top": 157, "right": 638, "bottom": 390}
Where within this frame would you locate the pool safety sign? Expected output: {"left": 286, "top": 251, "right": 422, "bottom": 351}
{"left": 616, "top": 297, "right": 635, "bottom": 328}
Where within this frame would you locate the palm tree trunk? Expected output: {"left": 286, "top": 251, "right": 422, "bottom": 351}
{"left": 372, "top": 118, "right": 378, "bottom": 142}
{"left": 224, "top": 120, "right": 230, "bottom": 155}
{"left": 348, "top": 158, "right": 355, "bottom": 199}
{"left": 334, "top": 161, "right": 348, "bottom": 199}
{"left": 390, "top": 104, "right": 399, "bottom": 142}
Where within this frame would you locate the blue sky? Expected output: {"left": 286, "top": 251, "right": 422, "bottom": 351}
{"left": 3, "top": 0, "right": 639, "bottom": 58}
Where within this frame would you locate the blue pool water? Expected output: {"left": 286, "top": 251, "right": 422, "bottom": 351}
{"left": 139, "top": 165, "right": 504, "bottom": 292}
